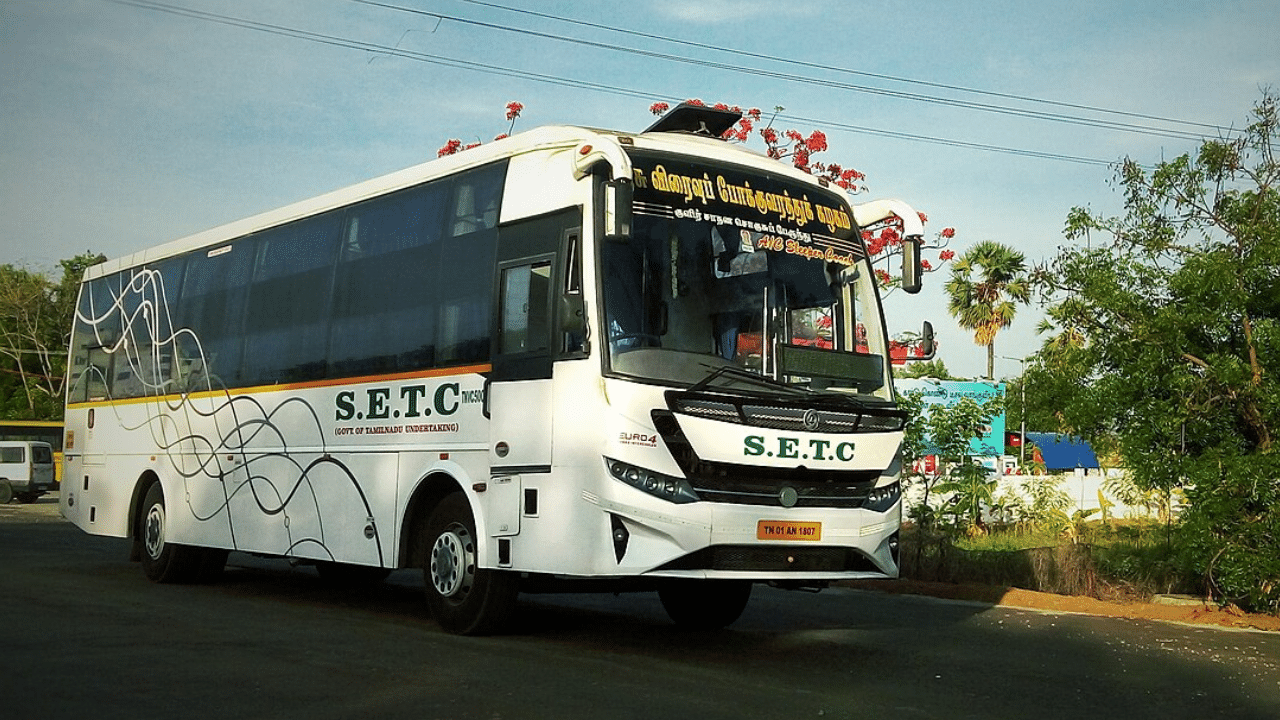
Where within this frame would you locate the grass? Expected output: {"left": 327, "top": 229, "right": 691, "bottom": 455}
{"left": 900, "top": 520, "right": 1196, "bottom": 601}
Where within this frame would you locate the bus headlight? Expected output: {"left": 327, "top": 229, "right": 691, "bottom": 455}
{"left": 605, "top": 458, "right": 699, "bottom": 504}
{"left": 864, "top": 482, "right": 901, "bottom": 513}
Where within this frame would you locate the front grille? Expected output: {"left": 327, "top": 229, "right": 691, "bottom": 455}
{"left": 653, "top": 390, "right": 900, "bottom": 509}
{"left": 657, "top": 545, "right": 880, "bottom": 573}
{"left": 687, "top": 462, "right": 879, "bottom": 508}
{"left": 669, "top": 393, "right": 905, "bottom": 434}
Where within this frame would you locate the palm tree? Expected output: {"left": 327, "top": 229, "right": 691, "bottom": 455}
{"left": 945, "top": 241, "right": 1030, "bottom": 379}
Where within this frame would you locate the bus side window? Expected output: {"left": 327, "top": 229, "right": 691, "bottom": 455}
{"left": 175, "top": 242, "right": 253, "bottom": 388}
{"left": 243, "top": 212, "right": 341, "bottom": 385}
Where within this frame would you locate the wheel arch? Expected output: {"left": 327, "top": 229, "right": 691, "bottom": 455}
{"left": 399, "top": 471, "right": 466, "bottom": 570}
{"left": 127, "top": 470, "right": 163, "bottom": 561}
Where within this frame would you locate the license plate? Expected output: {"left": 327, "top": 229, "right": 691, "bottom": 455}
{"left": 756, "top": 520, "right": 822, "bottom": 542}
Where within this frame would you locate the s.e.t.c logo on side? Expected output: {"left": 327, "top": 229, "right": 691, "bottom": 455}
{"left": 334, "top": 384, "right": 464, "bottom": 421}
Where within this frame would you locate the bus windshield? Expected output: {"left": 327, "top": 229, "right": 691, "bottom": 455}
{"left": 603, "top": 152, "right": 891, "bottom": 400}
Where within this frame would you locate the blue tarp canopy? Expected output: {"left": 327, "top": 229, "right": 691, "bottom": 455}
{"left": 1025, "top": 432, "right": 1100, "bottom": 470}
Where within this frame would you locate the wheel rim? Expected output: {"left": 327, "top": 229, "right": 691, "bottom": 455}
{"left": 144, "top": 502, "right": 165, "bottom": 560}
{"left": 429, "top": 523, "right": 475, "bottom": 599}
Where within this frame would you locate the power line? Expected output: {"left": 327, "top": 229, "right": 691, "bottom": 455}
{"left": 352, "top": 0, "right": 1225, "bottom": 144}
{"left": 105, "top": 0, "right": 1120, "bottom": 165}
{"left": 452, "top": 0, "right": 1234, "bottom": 138}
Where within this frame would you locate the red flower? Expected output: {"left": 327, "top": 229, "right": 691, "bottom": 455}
{"left": 714, "top": 102, "right": 730, "bottom": 111}
{"left": 437, "top": 138, "right": 463, "bottom": 157}
{"left": 785, "top": 129, "right": 804, "bottom": 143}
{"left": 649, "top": 101, "right": 670, "bottom": 115}
{"left": 493, "top": 133, "right": 509, "bottom": 141}
{"left": 939, "top": 249, "right": 956, "bottom": 261}
{"left": 917, "top": 211, "right": 928, "bottom": 224}
{"left": 505, "top": 101, "right": 524, "bottom": 121}
{"left": 761, "top": 128, "right": 778, "bottom": 145}
{"left": 686, "top": 98, "right": 705, "bottom": 106}
{"left": 941, "top": 227, "right": 956, "bottom": 239}
{"left": 805, "top": 130, "right": 828, "bottom": 153}
{"left": 840, "top": 168, "right": 865, "bottom": 182}
{"left": 921, "top": 259, "right": 933, "bottom": 271}
{"left": 746, "top": 107, "right": 762, "bottom": 119}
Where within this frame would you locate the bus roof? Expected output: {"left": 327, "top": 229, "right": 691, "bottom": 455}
{"left": 83, "top": 122, "right": 844, "bottom": 282}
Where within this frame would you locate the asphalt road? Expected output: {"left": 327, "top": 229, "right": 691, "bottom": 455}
{"left": 4, "top": 494, "right": 1279, "bottom": 720}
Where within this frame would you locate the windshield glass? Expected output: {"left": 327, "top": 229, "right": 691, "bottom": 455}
{"left": 602, "top": 151, "right": 891, "bottom": 399}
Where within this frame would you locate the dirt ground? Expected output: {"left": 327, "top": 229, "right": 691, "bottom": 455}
{"left": 842, "top": 578, "right": 1280, "bottom": 632}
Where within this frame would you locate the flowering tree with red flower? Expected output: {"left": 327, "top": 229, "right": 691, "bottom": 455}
{"left": 437, "top": 101, "right": 525, "bottom": 157}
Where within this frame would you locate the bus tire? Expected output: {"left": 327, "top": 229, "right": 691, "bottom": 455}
{"left": 658, "top": 579, "right": 752, "bottom": 630}
{"left": 423, "top": 492, "right": 518, "bottom": 635}
{"left": 138, "top": 482, "right": 204, "bottom": 584}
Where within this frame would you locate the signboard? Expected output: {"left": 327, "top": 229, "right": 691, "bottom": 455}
{"left": 895, "top": 379, "right": 1006, "bottom": 458}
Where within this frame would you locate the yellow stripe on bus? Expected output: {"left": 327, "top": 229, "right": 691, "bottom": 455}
{"left": 66, "top": 364, "right": 493, "bottom": 410}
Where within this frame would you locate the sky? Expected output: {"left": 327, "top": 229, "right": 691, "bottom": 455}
{"left": 2, "top": 0, "right": 1277, "bottom": 380}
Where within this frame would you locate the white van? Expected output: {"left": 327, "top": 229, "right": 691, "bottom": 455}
{"left": 0, "top": 441, "right": 56, "bottom": 504}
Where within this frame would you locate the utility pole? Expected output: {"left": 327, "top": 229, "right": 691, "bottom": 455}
{"left": 1001, "top": 355, "right": 1027, "bottom": 469}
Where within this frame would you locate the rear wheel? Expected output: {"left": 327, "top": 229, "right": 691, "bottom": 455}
{"left": 0, "top": 479, "right": 12, "bottom": 504}
{"left": 138, "top": 482, "right": 206, "bottom": 584}
{"left": 658, "top": 579, "right": 753, "bottom": 630}
{"left": 423, "top": 492, "right": 519, "bottom": 635}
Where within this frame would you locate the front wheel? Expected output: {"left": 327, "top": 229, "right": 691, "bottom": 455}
{"left": 422, "top": 492, "right": 519, "bottom": 635}
{"left": 658, "top": 579, "right": 753, "bottom": 630}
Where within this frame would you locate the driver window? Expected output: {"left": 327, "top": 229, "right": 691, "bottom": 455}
{"left": 499, "top": 261, "right": 552, "bottom": 355}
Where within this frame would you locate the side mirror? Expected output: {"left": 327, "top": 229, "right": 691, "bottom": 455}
{"left": 605, "top": 178, "right": 633, "bottom": 241}
{"left": 901, "top": 235, "right": 923, "bottom": 294}
{"left": 917, "top": 321, "right": 936, "bottom": 360}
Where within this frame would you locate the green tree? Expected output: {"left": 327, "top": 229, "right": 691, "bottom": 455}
{"left": 926, "top": 394, "right": 1005, "bottom": 530}
{"left": 0, "top": 253, "right": 101, "bottom": 420}
{"left": 945, "top": 241, "right": 1030, "bottom": 380}
{"left": 894, "top": 357, "right": 960, "bottom": 380}
{"left": 1035, "top": 92, "right": 1280, "bottom": 613}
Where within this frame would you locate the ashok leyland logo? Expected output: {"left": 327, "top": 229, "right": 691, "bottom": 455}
{"left": 802, "top": 408, "right": 821, "bottom": 431}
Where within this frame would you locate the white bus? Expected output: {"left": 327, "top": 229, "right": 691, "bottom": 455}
{"left": 61, "top": 104, "right": 932, "bottom": 634}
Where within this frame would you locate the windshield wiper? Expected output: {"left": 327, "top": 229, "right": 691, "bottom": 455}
{"left": 687, "top": 363, "right": 806, "bottom": 395}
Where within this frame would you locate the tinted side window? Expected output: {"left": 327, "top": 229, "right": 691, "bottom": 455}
{"left": 175, "top": 243, "right": 253, "bottom": 389}
{"left": 67, "top": 272, "right": 123, "bottom": 402}
{"left": 0, "top": 447, "right": 23, "bottom": 463}
{"left": 243, "top": 213, "right": 341, "bottom": 385}
{"left": 32, "top": 445, "right": 52, "bottom": 463}
{"left": 437, "top": 163, "right": 505, "bottom": 365}
{"left": 111, "top": 259, "right": 186, "bottom": 399}
{"left": 329, "top": 183, "right": 448, "bottom": 376}
{"left": 330, "top": 162, "right": 506, "bottom": 376}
